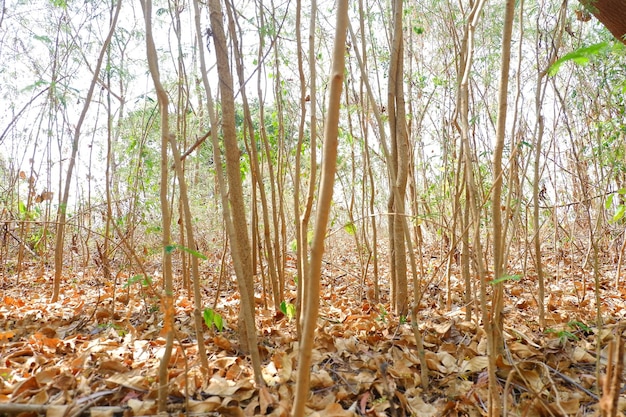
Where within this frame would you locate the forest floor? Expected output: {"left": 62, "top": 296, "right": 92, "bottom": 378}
{"left": 1, "top": 237, "right": 625, "bottom": 417}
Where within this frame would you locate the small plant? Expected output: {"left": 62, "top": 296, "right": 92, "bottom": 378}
{"left": 165, "top": 243, "right": 208, "bottom": 260}
{"left": 606, "top": 188, "right": 626, "bottom": 223}
{"left": 123, "top": 274, "right": 153, "bottom": 289}
{"left": 343, "top": 222, "right": 356, "bottom": 235}
{"left": 280, "top": 300, "right": 296, "bottom": 320}
{"left": 203, "top": 308, "right": 224, "bottom": 332}
{"left": 567, "top": 320, "right": 592, "bottom": 336}
{"left": 489, "top": 274, "right": 522, "bottom": 285}
{"left": 98, "top": 322, "right": 127, "bottom": 337}
{"left": 377, "top": 305, "right": 389, "bottom": 323}
{"left": 545, "top": 327, "right": 579, "bottom": 344}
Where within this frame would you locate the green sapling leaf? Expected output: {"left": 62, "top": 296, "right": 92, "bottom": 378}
{"left": 489, "top": 274, "right": 522, "bottom": 285}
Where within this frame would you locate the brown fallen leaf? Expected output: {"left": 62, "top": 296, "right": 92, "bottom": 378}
{"left": 46, "top": 405, "right": 69, "bottom": 417}
{"left": 127, "top": 399, "right": 157, "bottom": 416}
{"left": 216, "top": 404, "right": 245, "bottom": 417}
{"left": 187, "top": 397, "right": 221, "bottom": 413}
{"left": 309, "top": 402, "right": 356, "bottom": 417}
{"left": 259, "top": 386, "right": 275, "bottom": 415}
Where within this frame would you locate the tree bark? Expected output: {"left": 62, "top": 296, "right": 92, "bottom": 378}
{"left": 140, "top": 0, "right": 175, "bottom": 410}
{"left": 387, "top": 0, "right": 409, "bottom": 316}
{"left": 205, "top": 0, "right": 264, "bottom": 385}
{"left": 291, "top": 1, "right": 347, "bottom": 414}
{"left": 581, "top": 0, "right": 626, "bottom": 43}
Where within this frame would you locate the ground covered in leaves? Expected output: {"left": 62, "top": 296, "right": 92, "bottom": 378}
{"left": 1, "top": 242, "right": 626, "bottom": 416}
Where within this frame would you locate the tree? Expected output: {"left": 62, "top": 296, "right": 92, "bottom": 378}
{"left": 581, "top": 0, "right": 626, "bottom": 43}
{"left": 51, "top": 0, "right": 122, "bottom": 302}
{"left": 140, "top": 0, "right": 175, "bottom": 410}
{"left": 387, "top": 0, "right": 409, "bottom": 317}
{"left": 487, "top": 0, "right": 516, "bottom": 413}
{"left": 206, "top": 0, "right": 264, "bottom": 385}
{"left": 292, "top": 0, "right": 348, "bottom": 413}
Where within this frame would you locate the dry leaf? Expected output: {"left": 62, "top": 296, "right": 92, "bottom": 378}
{"left": 46, "top": 405, "right": 69, "bottom": 417}
{"left": 127, "top": 399, "right": 157, "bottom": 416}
{"left": 460, "top": 356, "right": 489, "bottom": 374}
{"left": 309, "top": 402, "right": 356, "bottom": 417}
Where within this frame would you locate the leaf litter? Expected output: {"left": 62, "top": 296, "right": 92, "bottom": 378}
{"left": 0, "top": 241, "right": 624, "bottom": 416}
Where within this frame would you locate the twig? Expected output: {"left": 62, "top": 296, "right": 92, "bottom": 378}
{"left": 169, "top": 129, "right": 212, "bottom": 169}
{"left": 599, "top": 337, "right": 624, "bottom": 417}
{"left": 543, "top": 364, "right": 600, "bottom": 401}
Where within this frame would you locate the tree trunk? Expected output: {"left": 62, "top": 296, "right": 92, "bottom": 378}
{"left": 291, "top": 1, "right": 347, "bottom": 413}
{"left": 141, "top": 0, "right": 175, "bottom": 410}
{"left": 51, "top": 0, "right": 122, "bottom": 302}
{"left": 581, "top": 0, "right": 626, "bottom": 43}
{"left": 490, "top": 0, "right": 516, "bottom": 413}
{"left": 206, "top": 0, "right": 264, "bottom": 385}
{"left": 387, "top": 0, "right": 409, "bottom": 316}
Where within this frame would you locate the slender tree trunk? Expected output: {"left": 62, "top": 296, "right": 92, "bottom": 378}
{"left": 223, "top": 0, "right": 282, "bottom": 312}
{"left": 293, "top": 0, "right": 306, "bottom": 329}
{"left": 388, "top": 0, "right": 409, "bottom": 316}
{"left": 291, "top": 1, "right": 347, "bottom": 413}
{"left": 348, "top": 17, "right": 428, "bottom": 386}
{"left": 533, "top": 0, "right": 566, "bottom": 328}
{"left": 141, "top": 0, "right": 175, "bottom": 410}
{"left": 489, "top": 0, "right": 516, "bottom": 413}
{"left": 51, "top": 0, "right": 122, "bottom": 302}
{"left": 205, "top": 0, "right": 264, "bottom": 385}
{"left": 168, "top": 135, "right": 209, "bottom": 372}
{"left": 295, "top": 0, "right": 318, "bottom": 333}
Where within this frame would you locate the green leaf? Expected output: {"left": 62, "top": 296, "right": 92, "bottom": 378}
{"left": 213, "top": 313, "right": 224, "bottom": 332}
{"left": 49, "top": 0, "right": 67, "bottom": 8}
{"left": 203, "top": 308, "right": 214, "bottom": 327}
{"left": 489, "top": 274, "right": 522, "bottom": 285}
{"left": 33, "top": 34, "right": 52, "bottom": 44}
{"left": 548, "top": 42, "right": 610, "bottom": 76}
{"left": 613, "top": 205, "right": 626, "bottom": 223}
{"left": 568, "top": 320, "right": 591, "bottom": 332}
{"left": 203, "top": 308, "right": 224, "bottom": 331}
{"left": 343, "top": 222, "right": 356, "bottom": 235}
{"left": 280, "top": 301, "right": 296, "bottom": 320}
{"left": 606, "top": 193, "right": 615, "bottom": 210}
{"left": 176, "top": 244, "right": 208, "bottom": 260}
{"left": 285, "top": 303, "right": 295, "bottom": 320}
{"left": 164, "top": 244, "right": 208, "bottom": 260}
{"left": 123, "top": 274, "right": 152, "bottom": 289}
